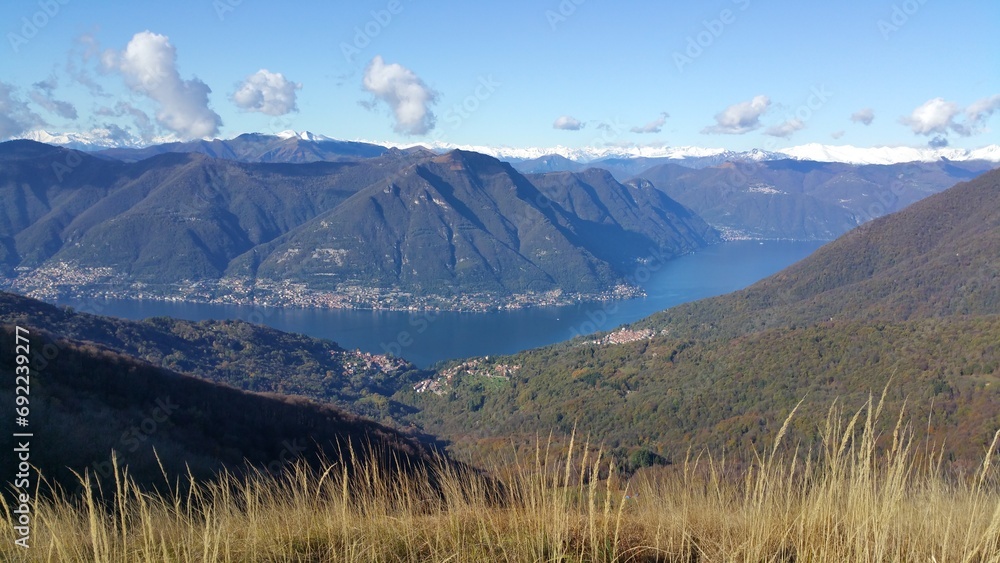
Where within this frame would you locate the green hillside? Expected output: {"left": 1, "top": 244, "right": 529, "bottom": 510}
{"left": 256, "top": 152, "right": 717, "bottom": 297}
{"left": 402, "top": 168, "right": 1000, "bottom": 464}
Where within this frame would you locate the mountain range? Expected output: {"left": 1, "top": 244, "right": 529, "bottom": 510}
{"left": 2, "top": 161, "right": 998, "bottom": 488}
{"left": 0, "top": 140, "right": 717, "bottom": 309}
{"left": 20, "top": 128, "right": 1000, "bottom": 165}
{"left": 628, "top": 158, "right": 993, "bottom": 240}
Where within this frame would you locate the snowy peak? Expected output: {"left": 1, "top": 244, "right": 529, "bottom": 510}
{"left": 782, "top": 143, "right": 1000, "bottom": 165}
{"left": 366, "top": 140, "right": 1000, "bottom": 166}
{"left": 7, "top": 130, "right": 1000, "bottom": 166}
{"left": 274, "top": 130, "right": 335, "bottom": 142}
{"left": 18, "top": 129, "right": 153, "bottom": 150}
{"left": 361, "top": 140, "right": 741, "bottom": 163}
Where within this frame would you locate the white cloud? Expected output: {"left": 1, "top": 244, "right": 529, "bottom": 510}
{"left": 362, "top": 55, "right": 437, "bottom": 135}
{"left": 899, "top": 97, "right": 961, "bottom": 136}
{"left": 630, "top": 112, "right": 669, "bottom": 134}
{"left": 702, "top": 95, "right": 770, "bottom": 134}
{"left": 553, "top": 115, "right": 584, "bottom": 130}
{"left": 966, "top": 94, "right": 1000, "bottom": 125}
{"left": 900, "top": 95, "right": 1000, "bottom": 140}
{"left": 831, "top": 130, "right": 845, "bottom": 139}
{"left": 765, "top": 118, "right": 805, "bottom": 138}
{"left": 232, "top": 69, "right": 301, "bottom": 116}
{"left": 0, "top": 82, "right": 44, "bottom": 138}
{"left": 105, "top": 31, "right": 222, "bottom": 140}
{"left": 850, "top": 107, "right": 874, "bottom": 125}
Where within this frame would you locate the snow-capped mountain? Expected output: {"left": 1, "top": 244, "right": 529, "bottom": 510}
{"left": 369, "top": 139, "right": 1000, "bottom": 166}
{"left": 18, "top": 129, "right": 177, "bottom": 150}
{"left": 274, "top": 130, "right": 336, "bottom": 143}
{"left": 360, "top": 139, "right": 742, "bottom": 163}
{"left": 781, "top": 143, "right": 1000, "bottom": 165}
{"left": 9, "top": 129, "right": 1000, "bottom": 166}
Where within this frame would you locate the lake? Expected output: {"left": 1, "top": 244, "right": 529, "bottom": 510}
{"left": 62, "top": 240, "right": 824, "bottom": 367}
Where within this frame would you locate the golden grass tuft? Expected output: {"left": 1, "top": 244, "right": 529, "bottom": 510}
{"left": 3, "top": 393, "right": 1000, "bottom": 562}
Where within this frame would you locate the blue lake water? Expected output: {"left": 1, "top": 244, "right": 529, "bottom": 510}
{"left": 63, "top": 240, "right": 824, "bottom": 367}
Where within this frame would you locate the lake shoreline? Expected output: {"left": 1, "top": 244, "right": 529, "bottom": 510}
{"left": 42, "top": 240, "right": 826, "bottom": 367}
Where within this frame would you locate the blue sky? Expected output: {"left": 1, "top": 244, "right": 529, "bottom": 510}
{"left": 1, "top": 0, "right": 998, "bottom": 151}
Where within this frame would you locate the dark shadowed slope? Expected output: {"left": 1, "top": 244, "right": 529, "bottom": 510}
{"left": 0, "top": 323, "right": 452, "bottom": 495}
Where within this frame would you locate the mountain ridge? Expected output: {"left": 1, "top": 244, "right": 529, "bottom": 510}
{"left": 15, "top": 129, "right": 1000, "bottom": 166}
{"left": 0, "top": 140, "right": 717, "bottom": 310}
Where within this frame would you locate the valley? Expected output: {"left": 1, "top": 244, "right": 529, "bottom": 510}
{"left": 3, "top": 3, "right": 1000, "bottom": 559}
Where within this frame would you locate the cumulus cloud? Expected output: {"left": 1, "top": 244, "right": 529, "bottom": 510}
{"left": 362, "top": 55, "right": 437, "bottom": 135}
{"left": 831, "top": 130, "right": 845, "bottom": 139}
{"left": 553, "top": 115, "right": 584, "bottom": 130}
{"left": 630, "top": 112, "right": 669, "bottom": 134}
{"left": 0, "top": 82, "right": 45, "bottom": 138}
{"left": 30, "top": 78, "right": 78, "bottom": 120}
{"left": 850, "top": 107, "right": 874, "bottom": 125}
{"left": 900, "top": 95, "right": 1000, "bottom": 140}
{"left": 702, "top": 95, "right": 770, "bottom": 134}
{"left": 899, "top": 97, "right": 961, "bottom": 136}
{"left": 103, "top": 31, "right": 222, "bottom": 139}
{"left": 765, "top": 117, "right": 805, "bottom": 138}
{"left": 232, "top": 69, "right": 301, "bottom": 116}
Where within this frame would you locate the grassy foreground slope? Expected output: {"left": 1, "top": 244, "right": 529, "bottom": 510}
{"left": 3, "top": 397, "right": 999, "bottom": 561}
{"left": 404, "top": 168, "right": 1000, "bottom": 464}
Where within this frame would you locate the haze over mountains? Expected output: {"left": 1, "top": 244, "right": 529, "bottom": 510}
{"left": 629, "top": 159, "right": 992, "bottom": 240}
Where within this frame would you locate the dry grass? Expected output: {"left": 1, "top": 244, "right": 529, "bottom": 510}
{"left": 3, "top": 392, "right": 1000, "bottom": 562}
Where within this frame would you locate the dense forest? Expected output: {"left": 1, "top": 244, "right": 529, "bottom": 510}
{"left": 400, "top": 168, "right": 1000, "bottom": 464}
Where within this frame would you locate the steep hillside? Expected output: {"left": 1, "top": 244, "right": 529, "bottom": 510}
{"left": 0, "top": 323, "right": 450, "bottom": 495}
{"left": 633, "top": 159, "right": 993, "bottom": 240}
{"left": 0, "top": 141, "right": 420, "bottom": 280}
{"left": 1, "top": 141, "right": 716, "bottom": 309}
{"left": 639, "top": 166, "right": 1000, "bottom": 338}
{"left": 402, "top": 168, "right": 1000, "bottom": 464}
{"left": 240, "top": 151, "right": 718, "bottom": 303}
{"left": 0, "top": 291, "right": 424, "bottom": 422}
